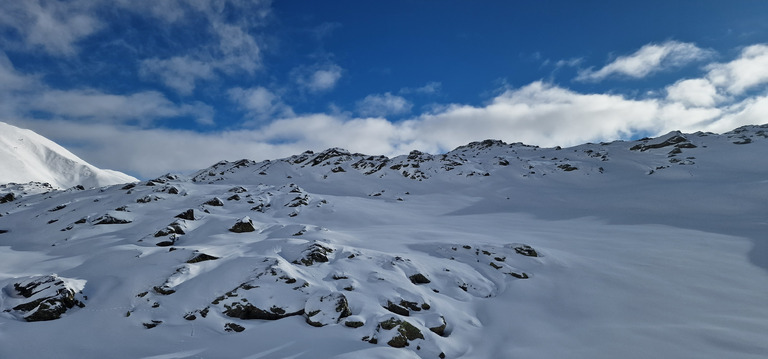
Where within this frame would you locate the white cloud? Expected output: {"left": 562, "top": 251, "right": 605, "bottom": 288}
{"left": 0, "top": 54, "right": 213, "bottom": 126}
{"left": 705, "top": 44, "right": 768, "bottom": 95}
{"left": 0, "top": 51, "right": 38, "bottom": 91}
{"left": 293, "top": 63, "right": 343, "bottom": 92}
{"left": 666, "top": 79, "right": 722, "bottom": 107}
{"left": 577, "top": 41, "right": 712, "bottom": 82}
{"left": 228, "top": 86, "right": 294, "bottom": 121}
{"left": 0, "top": 0, "right": 101, "bottom": 56}
{"left": 139, "top": 56, "right": 215, "bottom": 95}
{"left": 32, "top": 89, "right": 214, "bottom": 125}
{"left": 7, "top": 77, "right": 761, "bottom": 180}
{"left": 356, "top": 93, "right": 413, "bottom": 117}
{"left": 210, "top": 22, "right": 263, "bottom": 74}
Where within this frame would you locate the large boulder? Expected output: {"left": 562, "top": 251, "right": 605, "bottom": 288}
{"left": 2, "top": 275, "right": 86, "bottom": 322}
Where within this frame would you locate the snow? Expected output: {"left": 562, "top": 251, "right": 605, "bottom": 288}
{"left": 0, "top": 121, "right": 137, "bottom": 189}
{"left": 0, "top": 125, "right": 767, "bottom": 358}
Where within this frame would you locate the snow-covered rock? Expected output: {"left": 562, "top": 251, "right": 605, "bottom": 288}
{"left": 1, "top": 274, "right": 86, "bottom": 322}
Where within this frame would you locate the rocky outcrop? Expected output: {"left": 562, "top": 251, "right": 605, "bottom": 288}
{"left": 304, "top": 292, "right": 352, "bottom": 327}
{"left": 293, "top": 242, "right": 333, "bottom": 266}
{"left": 224, "top": 300, "right": 304, "bottom": 320}
{"left": 93, "top": 214, "right": 132, "bottom": 225}
{"left": 2, "top": 275, "right": 86, "bottom": 322}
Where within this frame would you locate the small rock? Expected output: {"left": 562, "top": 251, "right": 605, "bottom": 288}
{"left": 229, "top": 216, "right": 256, "bottom": 233}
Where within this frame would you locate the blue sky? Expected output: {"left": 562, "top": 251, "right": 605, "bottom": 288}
{"left": 2, "top": 0, "right": 768, "bottom": 178}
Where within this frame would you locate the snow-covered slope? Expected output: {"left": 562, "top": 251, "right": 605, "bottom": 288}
{"left": 0, "top": 121, "right": 137, "bottom": 189}
{"left": 0, "top": 125, "right": 767, "bottom": 358}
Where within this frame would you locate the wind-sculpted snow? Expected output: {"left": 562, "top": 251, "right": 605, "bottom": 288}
{"left": 1, "top": 125, "right": 768, "bottom": 358}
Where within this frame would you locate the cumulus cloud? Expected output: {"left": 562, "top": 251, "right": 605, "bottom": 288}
{"left": 666, "top": 79, "right": 722, "bottom": 108}
{"left": 7, "top": 77, "right": 761, "bottom": 179}
{"left": 705, "top": 44, "right": 768, "bottom": 95}
{"left": 356, "top": 93, "right": 413, "bottom": 117}
{"left": 0, "top": 0, "right": 101, "bottom": 56}
{"left": 6, "top": 39, "right": 768, "bottom": 179}
{"left": 577, "top": 41, "right": 712, "bottom": 82}
{"left": 292, "top": 63, "right": 343, "bottom": 92}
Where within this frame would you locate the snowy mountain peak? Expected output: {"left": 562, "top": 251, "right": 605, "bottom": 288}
{"left": 0, "top": 121, "right": 138, "bottom": 189}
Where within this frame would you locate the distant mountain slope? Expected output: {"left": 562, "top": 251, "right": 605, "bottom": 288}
{"left": 0, "top": 121, "right": 137, "bottom": 189}
{"left": 0, "top": 124, "right": 767, "bottom": 359}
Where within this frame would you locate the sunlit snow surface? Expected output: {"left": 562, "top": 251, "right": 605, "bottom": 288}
{"left": 0, "top": 121, "right": 137, "bottom": 189}
{"left": 1, "top": 126, "right": 767, "bottom": 358}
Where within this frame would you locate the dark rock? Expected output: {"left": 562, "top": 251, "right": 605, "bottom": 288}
{"left": 429, "top": 316, "right": 448, "bottom": 337}
{"left": 227, "top": 194, "right": 241, "bottom": 201}
{"left": 136, "top": 195, "right": 160, "bottom": 203}
{"left": 153, "top": 286, "right": 175, "bottom": 295}
{"left": 48, "top": 204, "right": 67, "bottom": 212}
{"left": 154, "top": 221, "right": 186, "bottom": 237}
{"left": 223, "top": 302, "right": 304, "bottom": 320}
{"left": 229, "top": 216, "right": 256, "bottom": 233}
{"left": 408, "top": 273, "right": 431, "bottom": 284}
{"left": 186, "top": 253, "right": 219, "bottom": 264}
{"left": 377, "top": 318, "right": 424, "bottom": 348}
{"left": 225, "top": 322, "right": 245, "bottom": 332}
{"left": 294, "top": 242, "right": 333, "bottom": 266}
{"left": 507, "top": 271, "right": 529, "bottom": 279}
{"left": 175, "top": 209, "right": 196, "bottom": 220}
{"left": 93, "top": 215, "right": 132, "bottom": 225}
{"left": 514, "top": 245, "right": 538, "bottom": 257}
{"left": 385, "top": 301, "right": 410, "bottom": 316}
{"left": 205, "top": 197, "right": 224, "bottom": 206}
{"left": 345, "top": 320, "right": 364, "bottom": 328}
{"left": 143, "top": 320, "right": 162, "bottom": 329}
{"left": 0, "top": 193, "right": 16, "bottom": 203}
{"left": 304, "top": 292, "right": 352, "bottom": 327}
{"left": 630, "top": 134, "right": 689, "bottom": 151}
{"left": 5, "top": 275, "right": 85, "bottom": 322}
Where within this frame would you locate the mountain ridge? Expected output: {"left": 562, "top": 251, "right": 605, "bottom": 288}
{"left": 0, "top": 124, "right": 767, "bottom": 358}
{"left": 0, "top": 121, "right": 138, "bottom": 189}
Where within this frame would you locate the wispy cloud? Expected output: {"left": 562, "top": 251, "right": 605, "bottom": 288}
{"left": 400, "top": 82, "right": 442, "bottom": 95}
{"left": 0, "top": 54, "right": 213, "bottom": 126}
{"left": 0, "top": 0, "right": 101, "bottom": 56}
{"left": 577, "top": 41, "right": 713, "bottom": 82}
{"left": 5, "top": 36, "right": 768, "bottom": 179}
{"left": 292, "top": 63, "right": 343, "bottom": 92}
{"left": 139, "top": 56, "right": 216, "bottom": 95}
{"left": 356, "top": 93, "right": 413, "bottom": 117}
{"left": 228, "top": 86, "right": 294, "bottom": 122}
